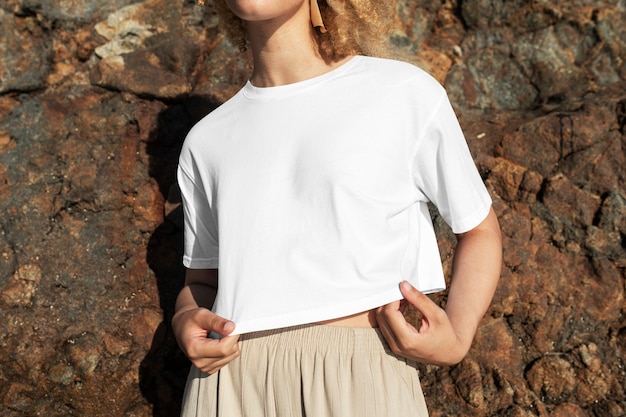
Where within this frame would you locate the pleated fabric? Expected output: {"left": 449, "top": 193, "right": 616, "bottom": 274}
{"left": 180, "top": 325, "right": 429, "bottom": 417}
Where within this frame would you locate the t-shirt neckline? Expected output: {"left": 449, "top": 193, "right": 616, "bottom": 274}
{"left": 242, "top": 56, "right": 363, "bottom": 100}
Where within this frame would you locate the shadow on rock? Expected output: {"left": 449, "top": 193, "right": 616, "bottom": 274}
{"left": 140, "top": 96, "right": 220, "bottom": 416}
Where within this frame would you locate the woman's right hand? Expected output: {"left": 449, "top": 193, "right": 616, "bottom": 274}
{"left": 172, "top": 306, "right": 240, "bottom": 374}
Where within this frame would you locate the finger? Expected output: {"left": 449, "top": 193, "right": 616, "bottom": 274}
{"left": 376, "top": 308, "right": 400, "bottom": 351}
{"left": 219, "top": 334, "right": 241, "bottom": 351}
{"left": 377, "top": 301, "right": 421, "bottom": 358}
{"left": 199, "top": 335, "right": 241, "bottom": 374}
{"left": 376, "top": 299, "right": 403, "bottom": 321}
{"left": 378, "top": 298, "right": 423, "bottom": 349}
{"left": 196, "top": 348, "right": 241, "bottom": 374}
{"left": 189, "top": 334, "right": 240, "bottom": 361}
{"left": 194, "top": 346, "right": 239, "bottom": 367}
{"left": 376, "top": 300, "right": 408, "bottom": 337}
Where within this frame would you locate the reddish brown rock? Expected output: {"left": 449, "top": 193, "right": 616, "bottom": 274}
{"left": 550, "top": 403, "right": 587, "bottom": 417}
{"left": 526, "top": 355, "right": 576, "bottom": 403}
{"left": 0, "top": 1, "right": 624, "bottom": 416}
{"left": 451, "top": 358, "right": 485, "bottom": 409}
{"left": 1, "top": 264, "right": 41, "bottom": 306}
{"left": 0, "top": 8, "right": 52, "bottom": 94}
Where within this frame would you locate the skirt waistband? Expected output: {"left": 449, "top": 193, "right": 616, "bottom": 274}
{"left": 239, "top": 324, "right": 390, "bottom": 354}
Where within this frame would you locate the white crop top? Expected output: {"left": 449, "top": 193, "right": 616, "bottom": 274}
{"left": 177, "top": 56, "right": 492, "bottom": 335}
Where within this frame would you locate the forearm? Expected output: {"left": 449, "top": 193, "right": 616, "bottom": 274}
{"left": 446, "top": 207, "right": 502, "bottom": 350}
{"left": 173, "top": 269, "right": 219, "bottom": 319}
{"left": 174, "top": 284, "right": 217, "bottom": 315}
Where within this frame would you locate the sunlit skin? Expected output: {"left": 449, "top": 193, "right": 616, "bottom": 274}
{"left": 227, "top": 0, "right": 350, "bottom": 87}
{"left": 225, "top": 0, "right": 306, "bottom": 22}
{"left": 172, "top": 0, "right": 502, "bottom": 374}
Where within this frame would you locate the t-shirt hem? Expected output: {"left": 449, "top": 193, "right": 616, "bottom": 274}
{"left": 451, "top": 199, "right": 492, "bottom": 234}
{"left": 225, "top": 283, "right": 446, "bottom": 336}
{"left": 183, "top": 256, "right": 219, "bottom": 269}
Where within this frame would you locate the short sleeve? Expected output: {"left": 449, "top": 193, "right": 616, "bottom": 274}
{"left": 411, "top": 93, "right": 492, "bottom": 234}
{"left": 177, "top": 162, "right": 219, "bottom": 269}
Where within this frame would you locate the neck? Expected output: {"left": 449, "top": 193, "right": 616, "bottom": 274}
{"left": 245, "top": 3, "right": 344, "bottom": 87}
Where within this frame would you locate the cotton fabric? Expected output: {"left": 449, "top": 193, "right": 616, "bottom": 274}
{"left": 180, "top": 325, "right": 429, "bottom": 417}
{"left": 177, "top": 56, "right": 492, "bottom": 335}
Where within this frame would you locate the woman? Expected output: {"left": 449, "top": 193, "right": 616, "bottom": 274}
{"left": 172, "top": 0, "right": 502, "bottom": 415}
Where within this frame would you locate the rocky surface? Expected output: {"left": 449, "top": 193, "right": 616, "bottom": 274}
{"left": 0, "top": 0, "right": 624, "bottom": 416}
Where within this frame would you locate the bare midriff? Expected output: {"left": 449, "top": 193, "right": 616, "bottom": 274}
{"left": 314, "top": 309, "right": 379, "bottom": 328}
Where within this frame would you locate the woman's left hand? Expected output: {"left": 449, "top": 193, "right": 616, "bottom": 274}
{"left": 376, "top": 281, "right": 470, "bottom": 366}
{"left": 378, "top": 208, "right": 502, "bottom": 366}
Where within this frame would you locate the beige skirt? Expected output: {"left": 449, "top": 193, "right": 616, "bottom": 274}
{"left": 180, "top": 324, "right": 429, "bottom": 417}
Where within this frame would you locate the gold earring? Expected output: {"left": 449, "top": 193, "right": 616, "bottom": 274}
{"left": 310, "top": 0, "right": 327, "bottom": 33}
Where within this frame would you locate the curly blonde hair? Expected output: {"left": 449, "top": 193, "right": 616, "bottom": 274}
{"left": 208, "top": 0, "right": 395, "bottom": 60}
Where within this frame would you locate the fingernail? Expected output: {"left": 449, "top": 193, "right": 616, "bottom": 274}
{"left": 224, "top": 321, "right": 234, "bottom": 332}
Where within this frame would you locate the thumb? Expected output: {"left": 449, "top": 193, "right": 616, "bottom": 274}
{"left": 204, "top": 311, "right": 236, "bottom": 336}
{"left": 399, "top": 281, "right": 435, "bottom": 315}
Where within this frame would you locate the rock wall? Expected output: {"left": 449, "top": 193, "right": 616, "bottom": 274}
{"left": 0, "top": 0, "right": 624, "bottom": 416}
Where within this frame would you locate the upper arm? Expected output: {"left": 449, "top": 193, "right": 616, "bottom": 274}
{"left": 455, "top": 207, "right": 501, "bottom": 243}
{"left": 178, "top": 163, "right": 220, "bottom": 269}
{"left": 411, "top": 95, "right": 492, "bottom": 234}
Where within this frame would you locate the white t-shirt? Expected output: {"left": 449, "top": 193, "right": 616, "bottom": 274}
{"left": 177, "top": 56, "right": 492, "bottom": 335}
